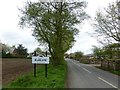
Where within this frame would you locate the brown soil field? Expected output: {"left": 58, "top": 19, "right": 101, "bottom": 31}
{"left": 2, "top": 58, "right": 36, "bottom": 87}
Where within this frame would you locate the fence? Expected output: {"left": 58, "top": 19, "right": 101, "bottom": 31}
{"left": 79, "top": 58, "right": 101, "bottom": 64}
{"left": 79, "top": 58, "right": 120, "bottom": 71}
{"left": 101, "top": 59, "right": 120, "bottom": 71}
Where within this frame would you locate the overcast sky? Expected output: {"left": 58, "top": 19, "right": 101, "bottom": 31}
{"left": 0, "top": 0, "right": 115, "bottom": 54}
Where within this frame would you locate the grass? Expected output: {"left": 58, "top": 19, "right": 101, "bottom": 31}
{"left": 3, "top": 61, "right": 67, "bottom": 89}
{"left": 96, "top": 66, "right": 120, "bottom": 76}
{"left": 110, "top": 70, "right": 120, "bottom": 75}
{"left": 79, "top": 60, "right": 89, "bottom": 64}
{"left": 2, "top": 58, "right": 31, "bottom": 60}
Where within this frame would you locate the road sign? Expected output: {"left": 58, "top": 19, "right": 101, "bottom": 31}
{"left": 32, "top": 56, "right": 49, "bottom": 64}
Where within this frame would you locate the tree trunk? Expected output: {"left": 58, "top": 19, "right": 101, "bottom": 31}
{"left": 51, "top": 49, "right": 64, "bottom": 66}
{"left": 49, "top": 3, "right": 65, "bottom": 66}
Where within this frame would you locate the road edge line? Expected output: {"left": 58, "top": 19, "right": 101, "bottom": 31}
{"left": 82, "top": 68, "right": 92, "bottom": 73}
{"left": 98, "top": 77, "right": 118, "bottom": 89}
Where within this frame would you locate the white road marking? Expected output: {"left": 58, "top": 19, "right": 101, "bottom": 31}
{"left": 98, "top": 77, "right": 118, "bottom": 89}
{"left": 71, "top": 61, "right": 82, "bottom": 67}
{"left": 82, "top": 68, "right": 92, "bottom": 73}
{"left": 70, "top": 60, "right": 119, "bottom": 89}
{"left": 71, "top": 60, "right": 92, "bottom": 74}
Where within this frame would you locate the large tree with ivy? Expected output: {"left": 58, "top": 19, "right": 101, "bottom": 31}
{"left": 19, "top": 1, "right": 88, "bottom": 65}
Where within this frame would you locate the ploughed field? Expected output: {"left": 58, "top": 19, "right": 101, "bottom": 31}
{"left": 2, "top": 58, "right": 35, "bottom": 86}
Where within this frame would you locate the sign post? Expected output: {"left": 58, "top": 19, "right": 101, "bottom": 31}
{"left": 45, "top": 51, "right": 47, "bottom": 77}
{"left": 33, "top": 51, "right": 37, "bottom": 77}
{"left": 32, "top": 51, "right": 49, "bottom": 78}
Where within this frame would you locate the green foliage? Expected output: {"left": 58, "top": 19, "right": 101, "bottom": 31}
{"left": 111, "top": 70, "right": 120, "bottom": 76}
{"left": 92, "top": 46, "right": 104, "bottom": 59}
{"left": 16, "top": 44, "right": 27, "bottom": 55}
{"left": 5, "top": 61, "right": 67, "bottom": 88}
{"left": 92, "top": 43, "right": 120, "bottom": 59}
{"left": 1, "top": 43, "right": 11, "bottom": 58}
{"left": 103, "top": 43, "right": 120, "bottom": 59}
{"left": 35, "top": 47, "right": 42, "bottom": 54}
{"left": 74, "top": 51, "right": 83, "bottom": 60}
{"left": 19, "top": 1, "right": 88, "bottom": 65}
{"left": 2, "top": 49, "right": 6, "bottom": 58}
{"left": 96, "top": 66, "right": 120, "bottom": 76}
{"left": 0, "top": 43, "right": 28, "bottom": 58}
{"left": 80, "top": 57, "right": 90, "bottom": 64}
{"left": 14, "top": 44, "right": 28, "bottom": 58}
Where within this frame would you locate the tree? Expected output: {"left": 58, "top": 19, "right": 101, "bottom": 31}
{"left": 92, "top": 43, "right": 120, "bottom": 59}
{"left": 103, "top": 43, "right": 120, "bottom": 59}
{"left": 93, "top": 1, "right": 120, "bottom": 45}
{"left": 19, "top": 1, "right": 88, "bottom": 65}
{"left": 14, "top": 44, "right": 28, "bottom": 57}
{"left": 2, "top": 44, "right": 10, "bottom": 53}
{"left": 35, "top": 47, "right": 43, "bottom": 55}
{"left": 74, "top": 51, "right": 83, "bottom": 60}
{"left": 92, "top": 46, "right": 104, "bottom": 59}
{"left": 2, "top": 49, "right": 6, "bottom": 58}
{"left": 1, "top": 43, "right": 10, "bottom": 58}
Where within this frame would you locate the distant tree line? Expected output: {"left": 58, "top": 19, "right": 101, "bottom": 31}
{"left": 12, "top": 44, "right": 28, "bottom": 58}
{"left": 0, "top": 43, "right": 28, "bottom": 58}
{"left": 65, "top": 51, "right": 84, "bottom": 60}
{"left": 65, "top": 43, "right": 120, "bottom": 61}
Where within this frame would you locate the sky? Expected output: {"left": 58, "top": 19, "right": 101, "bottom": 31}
{"left": 0, "top": 0, "right": 116, "bottom": 54}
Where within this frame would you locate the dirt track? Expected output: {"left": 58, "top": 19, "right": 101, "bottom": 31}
{"left": 2, "top": 58, "right": 34, "bottom": 86}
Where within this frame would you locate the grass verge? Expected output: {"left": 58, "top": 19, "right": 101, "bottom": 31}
{"left": 95, "top": 66, "right": 120, "bottom": 76}
{"left": 3, "top": 61, "right": 67, "bottom": 89}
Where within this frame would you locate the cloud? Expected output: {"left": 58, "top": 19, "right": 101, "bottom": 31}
{"left": 0, "top": 0, "right": 40, "bottom": 52}
{"left": 0, "top": 29, "right": 39, "bottom": 53}
{"left": 68, "top": 32, "right": 98, "bottom": 54}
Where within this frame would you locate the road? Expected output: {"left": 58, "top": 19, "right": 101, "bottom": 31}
{"left": 66, "top": 59, "right": 119, "bottom": 89}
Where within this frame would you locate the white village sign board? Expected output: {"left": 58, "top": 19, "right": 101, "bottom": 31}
{"left": 32, "top": 56, "right": 49, "bottom": 64}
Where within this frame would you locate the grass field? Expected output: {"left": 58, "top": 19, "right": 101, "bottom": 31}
{"left": 3, "top": 61, "right": 67, "bottom": 89}
{"left": 95, "top": 66, "right": 120, "bottom": 76}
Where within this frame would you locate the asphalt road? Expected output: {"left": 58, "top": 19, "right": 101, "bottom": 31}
{"left": 66, "top": 59, "right": 120, "bottom": 89}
